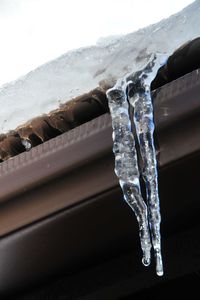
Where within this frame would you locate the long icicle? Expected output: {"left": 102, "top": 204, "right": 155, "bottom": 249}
{"left": 127, "top": 54, "right": 167, "bottom": 276}
{"left": 107, "top": 53, "right": 167, "bottom": 276}
{"left": 107, "top": 82, "right": 152, "bottom": 267}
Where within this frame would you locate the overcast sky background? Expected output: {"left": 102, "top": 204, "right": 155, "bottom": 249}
{"left": 0, "top": 0, "right": 194, "bottom": 87}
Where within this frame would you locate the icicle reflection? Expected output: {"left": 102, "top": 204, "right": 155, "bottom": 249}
{"left": 107, "top": 54, "right": 167, "bottom": 276}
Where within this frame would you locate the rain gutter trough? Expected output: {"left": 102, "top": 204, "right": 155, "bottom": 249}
{"left": 0, "top": 69, "right": 200, "bottom": 297}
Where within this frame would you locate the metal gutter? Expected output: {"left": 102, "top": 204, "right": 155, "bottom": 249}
{"left": 0, "top": 69, "right": 200, "bottom": 236}
{"left": 0, "top": 68, "right": 200, "bottom": 296}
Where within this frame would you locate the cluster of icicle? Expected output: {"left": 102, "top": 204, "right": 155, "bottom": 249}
{"left": 106, "top": 54, "right": 167, "bottom": 276}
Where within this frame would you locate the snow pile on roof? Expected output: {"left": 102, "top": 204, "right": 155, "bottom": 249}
{"left": 0, "top": 0, "right": 200, "bottom": 133}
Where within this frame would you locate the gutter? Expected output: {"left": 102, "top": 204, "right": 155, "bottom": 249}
{"left": 0, "top": 68, "right": 200, "bottom": 296}
{"left": 0, "top": 68, "right": 200, "bottom": 235}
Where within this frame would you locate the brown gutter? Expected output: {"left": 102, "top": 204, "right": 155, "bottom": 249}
{"left": 0, "top": 68, "right": 200, "bottom": 237}
{"left": 0, "top": 68, "right": 199, "bottom": 297}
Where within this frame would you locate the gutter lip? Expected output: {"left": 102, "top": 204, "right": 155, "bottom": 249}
{"left": 0, "top": 112, "right": 111, "bottom": 176}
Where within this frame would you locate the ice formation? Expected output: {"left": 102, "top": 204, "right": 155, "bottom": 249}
{"left": 107, "top": 53, "right": 167, "bottom": 276}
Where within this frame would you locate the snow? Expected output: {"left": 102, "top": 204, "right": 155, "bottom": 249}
{"left": 0, "top": 0, "right": 200, "bottom": 133}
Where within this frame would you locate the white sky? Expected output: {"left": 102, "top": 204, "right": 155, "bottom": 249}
{"left": 0, "top": 0, "right": 194, "bottom": 87}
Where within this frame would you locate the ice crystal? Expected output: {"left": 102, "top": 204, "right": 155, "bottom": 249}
{"left": 107, "top": 54, "right": 167, "bottom": 276}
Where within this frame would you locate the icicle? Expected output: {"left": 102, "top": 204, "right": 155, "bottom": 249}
{"left": 107, "top": 82, "right": 152, "bottom": 267}
{"left": 107, "top": 53, "right": 167, "bottom": 276}
{"left": 127, "top": 54, "right": 167, "bottom": 276}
